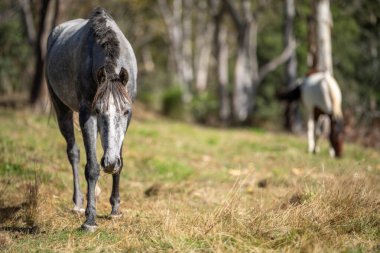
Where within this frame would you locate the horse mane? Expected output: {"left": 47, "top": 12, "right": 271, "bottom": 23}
{"left": 89, "top": 7, "right": 120, "bottom": 74}
{"left": 89, "top": 8, "right": 131, "bottom": 111}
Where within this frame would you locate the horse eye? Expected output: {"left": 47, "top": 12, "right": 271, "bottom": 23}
{"left": 124, "top": 109, "right": 130, "bottom": 116}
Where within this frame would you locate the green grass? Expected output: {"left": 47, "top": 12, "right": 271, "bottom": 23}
{"left": 0, "top": 107, "right": 379, "bottom": 252}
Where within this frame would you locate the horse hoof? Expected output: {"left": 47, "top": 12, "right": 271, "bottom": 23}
{"left": 329, "top": 148, "right": 336, "bottom": 158}
{"left": 72, "top": 206, "right": 85, "bottom": 214}
{"left": 81, "top": 223, "right": 98, "bottom": 232}
{"left": 109, "top": 212, "right": 123, "bottom": 219}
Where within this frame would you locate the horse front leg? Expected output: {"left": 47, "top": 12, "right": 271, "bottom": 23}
{"left": 110, "top": 150, "right": 123, "bottom": 218}
{"left": 109, "top": 172, "right": 122, "bottom": 217}
{"left": 79, "top": 107, "right": 99, "bottom": 232}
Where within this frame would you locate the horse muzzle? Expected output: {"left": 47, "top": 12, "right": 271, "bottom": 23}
{"left": 100, "top": 156, "right": 121, "bottom": 174}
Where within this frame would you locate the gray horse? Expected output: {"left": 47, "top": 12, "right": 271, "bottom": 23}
{"left": 45, "top": 7, "right": 137, "bottom": 231}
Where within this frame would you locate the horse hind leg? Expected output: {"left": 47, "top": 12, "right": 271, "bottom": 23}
{"left": 313, "top": 107, "right": 326, "bottom": 154}
{"left": 307, "top": 114, "right": 316, "bottom": 154}
{"left": 48, "top": 85, "right": 84, "bottom": 213}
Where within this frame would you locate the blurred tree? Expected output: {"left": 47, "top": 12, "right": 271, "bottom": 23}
{"left": 316, "top": 0, "right": 333, "bottom": 74}
{"left": 0, "top": 0, "right": 378, "bottom": 128}
{"left": 307, "top": 0, "right": 332, "bottom": 74}
{"left": 211, "top": 0, "right": 231, "bottom": 124}
{"left": 223, "top": 0, "right": 295, "bottom": 124}
{"left": 307, "top": 1, "right": 318, "bottom": 71}
{"left": 158, "top": 0, "right": 194, "bottom": 102}
{"left": 18, "top": 0, "right": 61, "bottom": 110}
{"left": 283, "top": 0, "right": 302, "bottom": 132}
{"left": 194, "top": 0, "right": 214, "bottom": 93}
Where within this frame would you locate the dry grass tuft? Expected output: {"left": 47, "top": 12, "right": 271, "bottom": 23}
{"left": 245, "top": 174, "right": 380, "bottom": 251}
{"left": 0, "top": 232, "right": 12, "bottom": 250}
{"left": 0, "top": 174, "right": 41, "bottom": 235}
{"left": 24, "top": 176, "right": 40, "bottom": 230}
{"left": 204, "top": 178, "right": 244, "bottom": 235}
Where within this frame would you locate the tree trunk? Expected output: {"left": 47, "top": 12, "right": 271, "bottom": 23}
{"left": 181, "top": 0, "right": 193, "bottom": 98}
{"left": 216, "top": 25, "right": 230, "bottom": 123}
{"left": 18, "top": 0, "right": 36, "bottom": 45}
{"left": 307, "top": 1, "right": 318, "bottom": 71}
{"left": 284, "top": 0, "right": 297, "bottom": 87}
{"left": 283, "top": 0, "right": 302, "bottom": 132}
{"left": 29, "top": 0, "right": 60, "bottom": 111}
{"left": 195, "top": 23, "right": 214, "bottom": 92}
{"left": 223, "top": 0, "right": 295, "bottom": 124}
{"left": 223, "top": 0, "right": 255, "bottom": 123}
{"left": 233, "top": 22, "right": 256, "bottom": 123}
{"left": 158, "top": 0, "right": 193, "bottom": 102}
{"left": 316, "top": 0, "right": 333, "bottom": 74}
{"left": 194, "top": 1, "right": 214, "bottom": 93}
{"left": 211, "top": 0, "right": 231, "bottom": 124}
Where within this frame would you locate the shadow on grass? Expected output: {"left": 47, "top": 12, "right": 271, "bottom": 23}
{"left": 0, "top": 225, "right": 41, "bottom": 234}
{"left": 0, "top": 204, "right": 25, "bottom": 223}
{"left": 0, "top": 173, "right": 41, "bottom": 235}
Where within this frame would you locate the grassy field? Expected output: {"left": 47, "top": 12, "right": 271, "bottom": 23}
{"left": 0, "top": 107, "right": 379, "bottom": 252}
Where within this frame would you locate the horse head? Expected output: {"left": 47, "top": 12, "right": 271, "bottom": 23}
{"left": 92, "top": 66, "right": 131, "bottom": 174}
{"left": 330, "top": 116, "right": 344, "bottom": 158}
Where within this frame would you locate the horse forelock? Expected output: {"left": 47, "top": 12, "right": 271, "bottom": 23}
{"left": 89, "top": 7, "right": 120, "bottom": 74}
{"left": 92, "top": 76, "right": 131, "bottom": 113}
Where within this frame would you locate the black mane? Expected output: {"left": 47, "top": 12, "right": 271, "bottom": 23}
{"left": 89, "top": 7, "right": 120, "bottom": 74}
{"left": 89, "top": 8, "right": 131, "bottom": 111}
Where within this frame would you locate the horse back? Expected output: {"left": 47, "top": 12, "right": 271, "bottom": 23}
{"left": 46, "top": 19, "right": 91, "bottom": 111}
{"left": 302, "top": 72, "right": 342, "bottom": 118}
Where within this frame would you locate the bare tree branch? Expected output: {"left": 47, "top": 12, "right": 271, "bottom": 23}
{"left": 18, "top": 0, "right": 36, "bottom": 45}
{"left": 253, "top": 0, "right": 273, "bottom": 17}
{"left": 51, "top": 0, "right": 60, "bottom": 28}
{"left": 157, "top": 0, "right": 173, "bottom": 30}
{"left": 222, "top": 0, "right": 242, "bottom": 28}
{"left": 258, "top": 40, "right": 296, "bottom": 83}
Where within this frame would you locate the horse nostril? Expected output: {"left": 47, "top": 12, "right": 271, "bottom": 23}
{"left": 100, "top": 157, "right": 106, "bottom": 168}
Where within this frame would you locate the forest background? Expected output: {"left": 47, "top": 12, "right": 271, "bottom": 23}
{"left": 0, "top": 0, "right": 379, "bottom": 146}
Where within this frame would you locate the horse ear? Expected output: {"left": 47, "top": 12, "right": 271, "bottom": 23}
{"left": 119, "top": 67, "right": 129, "bottom": 86}
{"left": 96, "top": 66, "right": 107, "bottom": 85}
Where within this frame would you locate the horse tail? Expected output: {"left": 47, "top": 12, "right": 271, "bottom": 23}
{"left": 325, "top": 74, "right": 343, "bottom": 120}
{"left": 276, "top": 84, "right": 302, "bottom": 103}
